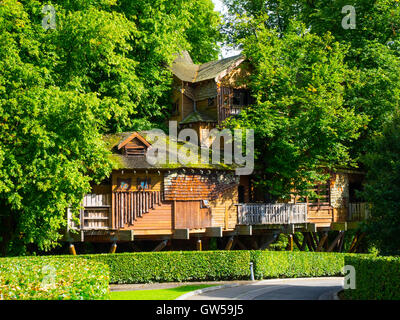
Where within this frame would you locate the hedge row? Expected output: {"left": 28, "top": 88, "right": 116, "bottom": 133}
{"left": 344, "top": 255, "right": 400, "bottom": 300}
{"left": 0, "top": 256, "right": 109, "bottom": 300}
{"left": 251, "top": 251, "right": 352, "bottom": 279}
{"left": 74, "top": 250, "right": 352, "bottom": 284}
{"left": 79, "top": 251, "right": 251, "bottom": 284}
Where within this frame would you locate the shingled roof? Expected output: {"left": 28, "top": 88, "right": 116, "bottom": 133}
{"left": 171, "top": 51, "right": 245, "bottom": 83}
{"left": 180, "top": 110, "right": 217, "bottom": 125}
{"left": 103, "top": 131, "right": 237, "bottom": 171}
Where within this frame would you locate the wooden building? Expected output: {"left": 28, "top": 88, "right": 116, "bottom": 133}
{"left": 66, "top": 52, "right": 368, "bottom": 252}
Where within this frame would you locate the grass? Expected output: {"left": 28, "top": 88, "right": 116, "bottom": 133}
{"left": 110, "top": 284, "right": 216, "bottom": 300}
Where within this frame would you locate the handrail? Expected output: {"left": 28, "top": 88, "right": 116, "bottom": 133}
{"left": 237, "top": 203, "right": 308, "bottom": 225}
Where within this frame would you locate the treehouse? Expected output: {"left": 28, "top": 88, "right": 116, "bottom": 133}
{"left": 65, "top": 52, "right": 368, "bottom": 252}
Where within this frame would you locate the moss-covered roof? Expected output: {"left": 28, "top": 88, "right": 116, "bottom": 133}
{"left": 103, "top": 131, "right": 238, "bottom": 171}
{"left": 171, "top": 51, "right": 245, "bottom": 83}
{"left": 180, "top": 110, "right": 217, "bottom": 125}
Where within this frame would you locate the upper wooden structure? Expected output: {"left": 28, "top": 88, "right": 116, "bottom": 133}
{"left": 66, "top": 53, "right": 368, "bottom": 242}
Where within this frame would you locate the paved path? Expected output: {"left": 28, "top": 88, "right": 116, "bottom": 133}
{"left": 183, "top": 277, "right": 343, "bottom": 300}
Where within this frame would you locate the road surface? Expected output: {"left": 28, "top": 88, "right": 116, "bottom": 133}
{"left": 184, "top": 277, "right": 343, "bottom": 300}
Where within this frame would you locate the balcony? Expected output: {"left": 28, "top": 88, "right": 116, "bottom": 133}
{"left": 237, "top": 203, "right": 308, "bottom": 225}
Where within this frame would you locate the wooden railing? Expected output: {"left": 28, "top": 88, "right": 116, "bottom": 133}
{"left": 237, "top": 203, "right": 308, "bottom": 225}
{"left": 348, "top": 203, "right": 369, "bottom": 221}
{"left": 68, "top": 193, "right": 112, "bottom": 230}
{"left": 113, "top": 191, "right": 163, "bottom": 229}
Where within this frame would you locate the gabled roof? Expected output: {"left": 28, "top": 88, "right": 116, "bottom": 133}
{"left": 117, "top": 132, "right": 151, "bottom": 150}
{"left": 171, "top": 51, "right": 245, "bottom": 83}
{"left": 180, "top": 110, "right": 217, "bottom": 125}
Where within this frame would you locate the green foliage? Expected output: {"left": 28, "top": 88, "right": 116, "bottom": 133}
{"left": 0, "top": 256, "right": 109, "bottom": 300}
{"left": 79, "top": 251, "right": 251, "bottom": 284}
{"left": 251, "top": 251, "right": 354, "bottom": 279}
{"left": 76, "top": 250, "right": 353, "bottom": 284}
{"left": 361, "top": 112, "right": 400, "bottom": 255}
{"left": 225, "top": 22, "right": 366, "bottom": 198}
{"left": 344, "top": 255, "right": 400, "bottom": 300}
{"left": 0, "top": 0, "right": 221, "bottom": 254}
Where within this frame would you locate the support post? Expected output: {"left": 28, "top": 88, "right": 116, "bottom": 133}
{"left": 109, "top": 242, "right": 117, "bottom": 254}
{"left": 293, "top": 234, "right": 303, "bottom": 251}
{"left": 316, "top": 232, "right": 329, "bottom": 252}
{"left": 287, "top": 234, "right": 293, "bottom": 251}
{"left": 327, "top": 231, "right": 344, "bottom": 252}
{"left": 153, "top": 239, "right": 168, "bottom": 252}
{"left": 225, "top": 236, "right": 235, "bottom": 250}
{"left": 196, "top": 239, "right": 202, "bottom": 251}
{"left": 69, "top": 243, "right": 76, "bottom": 256}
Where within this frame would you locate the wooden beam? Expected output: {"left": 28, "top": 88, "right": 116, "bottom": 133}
{"left": 293, "top": 234, "right": 303, "bottom": 251}
{"left": 235, "top": 238, "right": 248, "bottom": 250}
{"left": 205, "top": 227, "right": 223, "bottom": 238}
{"left": 196, "top": 239, "right": 202, "bottom": 251}
{"left": 338, "top": 231, "right": 346, "bottom": 252}
{"left": 316, "top": 232, "right": 328, "bottom": 252}
{"left": 350, "top": 232, "right": 365, "bottom": 253}
{"left": 348, "top": 231, "right": 360, "bottom": 253}
{"left": 109, "top": 242, "right": 117, "bottom": 254}
{"left": 173, "top": 229, "right": 190, "bottom": 240}
{"left": 69, "top": 243, "right": 76, "bottom": 255}
{"left": 287, "top": 234, "right": 293, "bottom": 251}
{"left": 152, "top": 240, "right": 168, "bottom": 252}
{"left": 236, "top": 225, "right": 252, "bottom": 236}
{"left": 259, "top": 233, "right": 279, "bottom": 250}
{"left": 225, "top": 236, "right": 235, "bottom": 250}
{"left": 327, "top": 231, "right": 344, "bottom": 252}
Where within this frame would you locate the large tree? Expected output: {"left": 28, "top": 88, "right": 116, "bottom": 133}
{"left": 225, "top": 22, "right": 366, "bottom": 198}
{"left": 0, "top": 0, "right": 222, "bottom": 255}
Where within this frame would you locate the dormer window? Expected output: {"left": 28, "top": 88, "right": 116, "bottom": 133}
{"left": 117, "top": 132, "right": 151, "bottom": 157}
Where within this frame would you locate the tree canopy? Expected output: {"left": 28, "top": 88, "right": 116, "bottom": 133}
{"left": 225, "top": 22, "right": 366, "bottom": 198}
{"left": 0, "top": 0, "right": 222, "bottom": 255}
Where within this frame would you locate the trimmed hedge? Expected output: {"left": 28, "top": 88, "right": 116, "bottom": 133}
{"left": 0, "top": 256, "right": 109, "bottom": 300}
{"left": 72, "top": 250, "right": 354, "bottom": 284}
{"left": 251, "top": 251, "right": 352, "bottom": 279}
{"left": 344, "top": 255, "right": 400, "bottom": 300}
{"left": 79, "top": 251, "right": 251, "bottom": 284}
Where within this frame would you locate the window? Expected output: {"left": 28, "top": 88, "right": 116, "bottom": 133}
{"left": 117, "top": 178, "right": 131, "bottom": 191}
{"left": 201, "top": 200, "right": 210, "bottom": 208}
{"left": 208, "top": 98, "right": 215, "bottom": 107}
{"left": 137, "top": 177, "right": 151, "bottom": 190}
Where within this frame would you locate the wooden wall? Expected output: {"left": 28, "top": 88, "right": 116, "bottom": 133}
{"left": 174, "top": 201, "right": 212, "bottom": 229}
{"left": 112, "top": 170, "right": 163, "bottom": 192}
{"left": 210, "top": 186, "right": 238, "bottom": 230}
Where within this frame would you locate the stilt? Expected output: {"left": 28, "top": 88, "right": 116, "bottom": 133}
{"left": 259, "top": 233, "right": 279, "bottom": 250}
{"left": 338, "top": 231, "right": 346, "bottom": 252}
{"left": 293, "top": 234, "right": 303, "bottom": 250}
{"left": 235, "top": 238, "right": 248, "bottom": 250}
{"left": 316, "top": 232, "right": 328, "bottom": 252}
{"left": 69, "top": 243, "right": 76, "bottom": 255}
{"left": 287, "top": 234, "right": 293, "bottom": 251}
{"left": 109, "top": 242, "right": 117, "bottom": 254}
{"left": 225, "top": 236, "right": 235, "bottom": 250}
{"left": 349, "top": 232, "right": 365, "bottom": 253}
{"left": 152, "top": 239, "right": 168, "bottom": 252}
{"left": 327, "top": 231, "right": 344, "bottom": 252}
{"left": 196, "top": 239, "right": 202, "bottom": 251}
